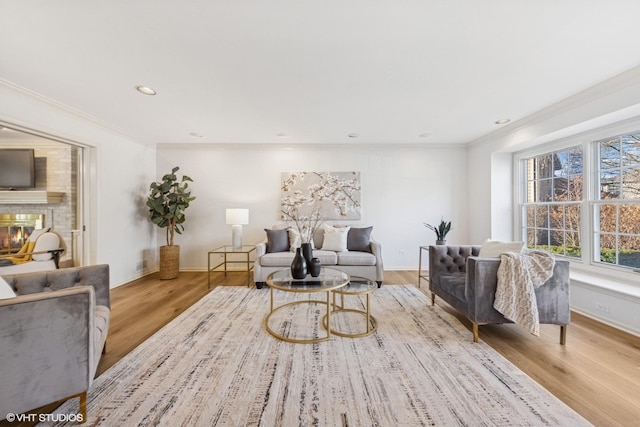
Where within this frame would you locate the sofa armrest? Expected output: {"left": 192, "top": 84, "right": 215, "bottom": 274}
{"left": 465, "top": 256, "right": 504, "bottom": 322}
{"left": 370, "top": 238, "right": 384, "bottom": 283}
{"left": 0, "top": 286, "right": 95, "bottom": 417}
{"left": 255, "top": 241, "right": 267, "bottom": 258}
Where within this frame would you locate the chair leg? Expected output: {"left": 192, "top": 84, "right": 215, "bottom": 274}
{"left": 431, "top": 292, "right": 435, "bottom": 306}
{"left": 560, "top": 324, "right": 567, "bottom": 345}
{"left": 78, "top": 391, "right": 87, "bottom": 423}
{"left": 472, "top": 322, "right": 479, "bottom": 343}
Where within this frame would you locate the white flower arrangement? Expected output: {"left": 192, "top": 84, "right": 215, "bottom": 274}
{"left": 281, "top": 171, "right": 361, "bottom": 243}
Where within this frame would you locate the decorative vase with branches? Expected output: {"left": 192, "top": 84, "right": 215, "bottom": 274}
{"left": 424, "top": 218, "right": 452, "bottom": 245}
{"left": 281, "top": 206, "right": 322, "bottom": 244}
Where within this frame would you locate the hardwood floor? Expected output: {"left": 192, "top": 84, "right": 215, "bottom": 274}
{"left": 99, "top": 270, "right": 640, "bottom": 426}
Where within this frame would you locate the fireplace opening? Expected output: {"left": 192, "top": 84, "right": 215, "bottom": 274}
{"left": 0, "top": 213, "right": 44, "bottom": 255}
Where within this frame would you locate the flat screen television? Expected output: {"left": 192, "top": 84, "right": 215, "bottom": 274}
{"left": 0, "top": 149, "right": 35, "bottom": 189}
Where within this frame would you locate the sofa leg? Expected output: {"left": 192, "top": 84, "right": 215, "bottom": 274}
{"left": 472, "top": 322, "right": 479, "bottom": 343}
{"left": 431, "top": 292, "right": 435, "bottom": 306}
{"left": 560, "top": 324, "right": 567, "bottom": 345}
{"left": 256, "top": 282, "right": 265, "bottom": 289}
{"left": 376, "top": 281, "right": 382, "bottom": 288}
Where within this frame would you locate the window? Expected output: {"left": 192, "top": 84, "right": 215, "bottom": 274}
{"left": 520, "top": 131, "right": 640, "bottom": 272}
{"left": 594, "top": 133, "right": 640, "bottom": 269}
{"left": 522, "top": 147, "right": 583, "bottom": 258}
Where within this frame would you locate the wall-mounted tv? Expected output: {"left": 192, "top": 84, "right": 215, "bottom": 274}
{"left": 0, "top": 149, "right": 35, "bottom": 189}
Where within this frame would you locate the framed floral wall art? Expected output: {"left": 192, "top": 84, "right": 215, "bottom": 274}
{"left": 281, "top": 171, "right": 361, "bottom": 222}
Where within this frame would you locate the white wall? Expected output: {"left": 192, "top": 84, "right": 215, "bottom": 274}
{"left": 0, "top": 80, "right": 157, "bottom": 287}
{"left": 156, "top": 144, "right": 469, "bottom": 271}
{"left": 467, "top": 65, "right": 640, "bottom": 336}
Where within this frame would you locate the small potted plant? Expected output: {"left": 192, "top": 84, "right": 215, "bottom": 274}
{"left": 424, "top": 218, "right": 452, "bottom": 245}
{"left": 147, "top": 166, "right": 195, "bottom": 279}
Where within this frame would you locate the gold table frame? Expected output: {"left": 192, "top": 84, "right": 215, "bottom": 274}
{"left": 264, "top": 267, "right": 349, "bottom": 344}
{"left": 322, "top": 276, "right": 378, "bottom": 338}
{"left": 208, "top": 245, "right": 255, "bottom": 288}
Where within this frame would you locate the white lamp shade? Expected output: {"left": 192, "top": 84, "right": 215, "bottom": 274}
{"left": 226, "top": 208, "right": 249, "bottom": 225}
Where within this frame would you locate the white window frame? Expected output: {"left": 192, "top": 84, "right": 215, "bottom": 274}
{"left": 514, "top": 119, "right": 640, "bottom": 287}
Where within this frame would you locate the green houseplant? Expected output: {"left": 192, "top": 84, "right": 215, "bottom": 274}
{"left": 424, "top": 218, "right": 452, "bottom": 245}
{"left": 147, "top": 166, "right": 195, "bottom": 279}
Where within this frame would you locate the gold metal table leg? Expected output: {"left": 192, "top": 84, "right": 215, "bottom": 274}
{"left": 366, "top": 293, "right": 371, "bottom": 333}
{"left": 326, "top": 291, "right": 331, "bottom": 339}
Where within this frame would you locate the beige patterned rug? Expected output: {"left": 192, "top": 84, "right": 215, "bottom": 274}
{"left": 48, "top": 285, "right": 590, "bottom": 426}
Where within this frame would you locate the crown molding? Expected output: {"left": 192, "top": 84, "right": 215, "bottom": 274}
{"left": 468, "top": 65, "right": 640, "bottom": 150}
{"left": 0, "top": 78, "right": 153, "bottom": 147}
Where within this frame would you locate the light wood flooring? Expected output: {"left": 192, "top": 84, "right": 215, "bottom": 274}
{"left": 98, "top": 270, "right": 640, "bottom": 426}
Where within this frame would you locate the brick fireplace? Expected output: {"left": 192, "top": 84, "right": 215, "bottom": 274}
{"left": 0, "top": 141, "right": 77, "bottom": 264}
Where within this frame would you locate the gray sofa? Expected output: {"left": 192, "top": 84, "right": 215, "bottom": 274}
{"left": 254, "top": 225, "right": 383, "bottom": 288}
{"left": 0, "top": 264, "right": 110, "bottom": 422}
{"left": 428, "top": 245, "right": 570, "bottom": 343}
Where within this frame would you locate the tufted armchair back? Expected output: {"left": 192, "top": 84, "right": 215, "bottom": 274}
{"left": 429, "top": 245, "right": 481, "bottom": 275}
{"left": 2, "top": 264, "right": 110, "bottom": 308}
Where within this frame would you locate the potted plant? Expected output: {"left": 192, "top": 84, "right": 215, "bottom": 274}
{"left": 424, "top": 218, "right": 452, "bottom": 245}
{"left": 147, "top": 166, "right": 195, "bottom": 279}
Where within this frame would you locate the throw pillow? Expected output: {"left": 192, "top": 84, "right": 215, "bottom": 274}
{"left": 347, "top": 226, "right": 373, "bottom": 252}
{"left": 321, "top": 224, "right": 350, "bottom": 252}
{"left": 288, "top": 228, "right": 301, "bottom": 251}
{"left": 264, "top": 229, "right": 289, "bottom": 253}
{"left": 0, "top": 276, "right": 16, "bottom": 300}
{"left": 287, "top": 228, "right": 314, "bottom": 252}
{"left": 478, "top": 239, "right": 524, "bottom": 257}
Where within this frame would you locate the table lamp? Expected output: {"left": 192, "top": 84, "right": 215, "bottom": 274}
{"left": 226, "top": 208, "right": 249, "bottom": 249}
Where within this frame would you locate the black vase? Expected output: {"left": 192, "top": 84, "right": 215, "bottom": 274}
{"left": 309, "top": 257, "right": 321, "bottom": 277}
{"left": 301, "top": 242, "right": 313, "bottom": 265}
{"left": 291, "top": 247, "right": 308, "bottom": 279}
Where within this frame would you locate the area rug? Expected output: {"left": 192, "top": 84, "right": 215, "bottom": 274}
{"left": 47, "top": 285, "right": 590, "bottom": 426}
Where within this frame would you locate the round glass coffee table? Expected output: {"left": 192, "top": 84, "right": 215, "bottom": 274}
{"left": 264, "top": 267, "right": 349, "bottom": 344}
{"left": 322, "top": 276, "right": 378, "bottom": 338}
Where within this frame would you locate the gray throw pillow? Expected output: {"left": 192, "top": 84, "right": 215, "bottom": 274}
{"left": 264, "top": 229, "right": 289, "bottom": 253}
{"left": 347, "top": 226, "right": 373, "bottom": 252}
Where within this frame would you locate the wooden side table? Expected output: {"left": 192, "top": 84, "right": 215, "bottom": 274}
{"left": 208, "top": 245, "right": 255, "bottom": 288}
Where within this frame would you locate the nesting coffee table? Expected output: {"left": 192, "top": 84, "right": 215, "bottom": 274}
{"left": 264, "top": 267, "right": 349, "bottom": 344}
{"left": 264, "top": 268, "right": 378, "bottom": 343}
{"left": 323, "top": 276, "right": 378, "bottom": 338}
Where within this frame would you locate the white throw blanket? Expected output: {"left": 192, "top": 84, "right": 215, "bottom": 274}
{"left": 493, "top": 250, "right": 555, "bottom": 336}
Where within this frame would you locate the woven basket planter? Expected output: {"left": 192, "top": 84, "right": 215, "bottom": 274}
{"left": 159, "top": 245, "right": 180, "bottom": 280}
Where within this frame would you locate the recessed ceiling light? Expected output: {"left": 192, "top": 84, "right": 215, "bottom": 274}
{"left": 495, "top": 118, "right": 510, "bottom": 125}
{"left": 347, "top": 133, "right": 359, "bottom": 138}
{"left": 189, "top": 132, "right": 203, "bottom": 138}
{"left": 135, "top": 85, "right": 157, "bottom": 95}
{"left": 418, "top": 133, "right": 432, "bottom": 138}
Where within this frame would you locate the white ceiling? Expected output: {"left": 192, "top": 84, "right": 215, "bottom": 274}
{"left": 2, "top": 1, "right": 640, "bottom": 146}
